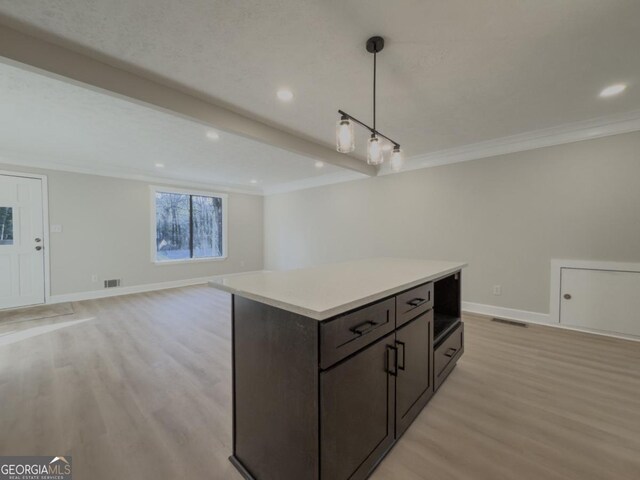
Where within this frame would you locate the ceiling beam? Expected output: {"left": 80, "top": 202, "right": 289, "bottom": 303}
{"left": 0, "top": 24, "right": 377, "bottom": 177}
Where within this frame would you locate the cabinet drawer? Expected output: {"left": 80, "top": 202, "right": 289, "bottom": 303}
{"left": 396, "top": 282, "right": 433, "bottom": 328}
{"left": 434, "top": 322, "right": 464, "bottom": 391}
{"left": 320, "top": 298, "right": 395, "bottom": 370}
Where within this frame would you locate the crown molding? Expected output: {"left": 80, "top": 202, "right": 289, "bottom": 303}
{"left": 3, "top": 15, "right": 640, "bottom": 196}
{"left": 5, "top": 106, "right": 640, "bottom": 197}
{"left": 0, "top": 154, "right": 262, "bottom": 196}
{"left": 379, "top": 109, "right": 640, "bottom": 175}
{"left": 266, "top": 109, "right": 640, "bottom": 194}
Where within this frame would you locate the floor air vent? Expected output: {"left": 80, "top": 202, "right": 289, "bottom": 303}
{"left": 104, "top": 279, "right": 121, "bottom": 288}
{"left": 491, "top": 317, "right": 528, "bottom": 328}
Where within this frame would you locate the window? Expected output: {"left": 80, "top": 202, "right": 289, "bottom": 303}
{"left": 0, "top": 207, "right": 13, "bottom": 245}
{"left": 152, "top": 188, "right": 226, "bottom": 263}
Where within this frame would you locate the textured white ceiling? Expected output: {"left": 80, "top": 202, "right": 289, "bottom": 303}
{"left": 0, "top": 0, "right": 639, "bottom": 162}
{"left": 0, "top": 62, "right": 362, "bottom": 192}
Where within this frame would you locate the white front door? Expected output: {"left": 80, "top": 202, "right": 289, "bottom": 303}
{"left": 0, "top": 174, "right": 45, "bottom": 309}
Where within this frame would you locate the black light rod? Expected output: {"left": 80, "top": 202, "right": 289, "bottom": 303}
{"left": 338, "top": 110, "right": 400, "bottom": 148}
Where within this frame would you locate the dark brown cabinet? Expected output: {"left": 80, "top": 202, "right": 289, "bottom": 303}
{"left": 396, "top": 282, "right": 434, "bottom": 328}
{"left": 320, "top": 298, "right": 396, "bottom": 369}
{"left": 395, "top": 310, "right": 434, "bottom": 437}
{"left": 321, "top": 334, "right": 396, "bottom": 480}
{"left": 434, "top": 322, "right": 464, "bottom": 391}
{"left": 229, "top": 271, "right": 463, "bottom": 480}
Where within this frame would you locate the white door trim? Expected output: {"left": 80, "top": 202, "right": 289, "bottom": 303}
{"left": 550, "top": 259, "right": 640, "bottom": 324}
{"left": 0, "top": 170, "right": 50, "bottom": 305}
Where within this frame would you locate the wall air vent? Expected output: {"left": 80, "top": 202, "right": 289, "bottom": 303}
{"left": 104, "top": 279, "right": 121, "bottom": 288}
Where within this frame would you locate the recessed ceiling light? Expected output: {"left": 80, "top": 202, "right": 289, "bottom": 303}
{"left": 315, "top": 161, "right": 324, "bottom": 168}
{"left": 206, "top": 130, "right": 220, "bottom": 141}
{"left": 277, "top": 89, "right": 294, "bottom": 102}
{"left": 599, "top": 83, "right": 627, "bottom": 98}
{"left": 250, "top": 179, "right": 258, "bottom": 184}
{"left": 155, "top": 163, "right": 165, "bottom": 168}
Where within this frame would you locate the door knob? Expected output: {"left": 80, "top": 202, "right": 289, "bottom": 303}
{"left": 563, "top": 293, "right": 572, "bottom": 300}
{"left": 35, "top": 238, "right": 42, "bottom": 243}
{"left": 35, "top": 246, "right": 42, "bottom": 251}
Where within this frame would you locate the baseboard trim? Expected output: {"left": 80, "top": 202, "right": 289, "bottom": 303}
{"left": 462, "top": 301, "right": 550, "bottom": 324}
{"left": 462, "top": 300, "right": 640, "bottom": 343}
{"left": 48, "top": 276, "right": 213, "bottom": 304}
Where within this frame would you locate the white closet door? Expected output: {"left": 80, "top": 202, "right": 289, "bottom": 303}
{"left": 560, "top": 268, "right": 640, "bottom": 337}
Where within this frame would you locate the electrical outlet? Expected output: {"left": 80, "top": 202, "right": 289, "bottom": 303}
{"left": 50, "top": 224, "right": 63, "bottom": 233}
{"left": 91, "top": 274, "right": 99, "bottom": 283}
{"left": 493, "top": 285, "right": 502, "bottom": 295}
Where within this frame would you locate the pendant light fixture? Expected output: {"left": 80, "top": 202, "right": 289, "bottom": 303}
{"left": 390, "top": 146, "right": 404, "bottom": 172}
{"left": 336, "top": 114, "right": 355, "bottom": 153}
{"left": 367, "top": 135, "right": 383, "bottom": 165}
{"left": 336, "top": 36, "right": 403, "bottom": 170}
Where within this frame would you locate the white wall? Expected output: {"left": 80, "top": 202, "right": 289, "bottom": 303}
{"left": 0, "top": 163, "right": 264, "bottom": 296}
{"left": 264, "top": 131, "right": 640, "bottom": 316}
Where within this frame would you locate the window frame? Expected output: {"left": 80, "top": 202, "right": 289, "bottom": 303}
{"left": 150, "top": 185, "right": 228, "bottom": 265}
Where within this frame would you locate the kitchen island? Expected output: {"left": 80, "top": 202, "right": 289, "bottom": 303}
{"left": 209, "top": 258, "right": 466, "bottom": 480}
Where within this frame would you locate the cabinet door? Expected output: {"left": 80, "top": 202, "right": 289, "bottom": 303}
{"left": 321, "top": 334, "right": 396, "bottom": 480}
{"left": 395, "top": 310, "right": 434, "bottom": 437}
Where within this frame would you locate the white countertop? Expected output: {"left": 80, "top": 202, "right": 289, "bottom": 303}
{"left": 208, "top": 258, "right": 466, "bottom": 321}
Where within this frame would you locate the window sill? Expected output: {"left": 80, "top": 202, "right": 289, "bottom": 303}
{"left": 153, "top": 256, "right": 228, "bottom": 266}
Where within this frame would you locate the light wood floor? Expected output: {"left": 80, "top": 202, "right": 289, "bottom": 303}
{"left": 1, "top": 286, "right": 639, "bottom": 479}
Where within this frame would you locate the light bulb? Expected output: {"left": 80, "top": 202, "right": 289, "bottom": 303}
{"left": 277, "top": 89, "right": 294, "bottom": 102}
{"left": 367, "top": 134, "right": 383, "bottom": 165}
{"left": 599, "top": 84, "right": 626, "bottom": 98}
{"left": 390, "top": 146, "right": 404, "bottom": 172}
{"left": 336, "top": 116, "right": 355, "bottom": 153}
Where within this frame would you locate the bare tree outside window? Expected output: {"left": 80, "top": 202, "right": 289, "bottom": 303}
{"left": 0, "top": 207, "right": 13, "bottom": 246}
{"left": 155, "top": 192, "right": 224, "bottom": 261}
{"left": 193, "top": 195, "right": 223, "bottom": 257}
